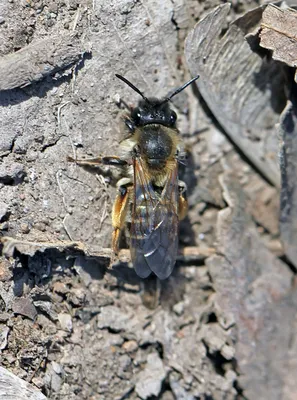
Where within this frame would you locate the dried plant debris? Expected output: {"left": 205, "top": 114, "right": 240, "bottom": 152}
{"left": 260, "top": 4, "right": 297, "bottom": 81}
{"left": 185, "top": 3, "right": 288, "bottom": 188}
{"left": 207, "top": 171, "right": 297, "bottom": 400}
{"left": 279, "top": 85, "right": 297, "bottom": 267}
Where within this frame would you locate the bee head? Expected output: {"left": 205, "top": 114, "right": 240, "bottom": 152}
{"left": 131, "top": 98, "right": 177, "bottom": 127}
{"left": 115, "top": 74, "right": 199, "bottom": 128}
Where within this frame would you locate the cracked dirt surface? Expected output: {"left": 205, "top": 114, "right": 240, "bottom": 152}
{"left": 1, "top": 1, "right": 297, "bottom": 399}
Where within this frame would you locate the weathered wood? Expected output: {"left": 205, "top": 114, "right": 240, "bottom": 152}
{"left": 207, "top": 171, "right": 297, "bottom": 400}
{"left": 279, "top": 88, "right": 297, "bottom": 267}
{"left": 185, "top": 4, "right": 283, "bottom": 187}
{"left": 0, "top": 32, "right": 87, "bottom": 91}
{"left": 0, "top": 366, "right": 46, "bottom": 400}
{"left": 260, "top": 4, "right": 297, "bottom": 81}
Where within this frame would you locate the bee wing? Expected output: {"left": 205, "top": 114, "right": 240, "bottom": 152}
{"left": 130, "top": 158, "right": 179, "bottom": 280}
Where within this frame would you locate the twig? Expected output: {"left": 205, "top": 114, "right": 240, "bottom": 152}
{"left": 62, "top": 214, "right": 74, "bottom": 241}
{"left": 0, "top": 33, "right": 85, "bottom": 90}
{"left": 27, "top": 358, "right": 44, "bottom": 384}
{"left": 57, "top": 102, "right": 70, "bottom": 129}
{"left": 72, "top": 6, "right": 81, "bottom": 31}
{"left": 95, "top": 174, "right": 110, "bottom": 231}
{"left": 116, "top": 247, "right": 216, "bottom": 264}
{"left": 1, "top": 236, "right": 215, "bottom": 265}
{"left": 56, "top": 170, "right": 72, "bottom": 214}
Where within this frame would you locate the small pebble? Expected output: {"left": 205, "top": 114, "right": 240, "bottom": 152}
{"left": 20, "top": 222, "right": 30, "bottom": 234}
{"left": 221, "top": 344, "right": 235, "bottom": 360}
{"left": 58, "top": 313, "right": 72, "bottom": 332}
{"left": 173, "top": 302, "right": 184, "bottom": 316}
{"left": 122, "top": 340, "right": 138, "bottom": 353}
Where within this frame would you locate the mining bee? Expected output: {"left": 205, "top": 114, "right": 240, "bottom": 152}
{"left": 68, "top": 74, "right": 199, "bottom": 279}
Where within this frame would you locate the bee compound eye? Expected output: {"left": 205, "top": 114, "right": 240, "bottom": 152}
{"left": 170, "top": 111, "right": 177, "bottom": 125}
{"left": 132, "top": 107, "right": 142, "bottom": 125}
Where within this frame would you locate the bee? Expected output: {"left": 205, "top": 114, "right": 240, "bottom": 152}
{"left": 68, "top": 73, "right": 199, "bottom": 279}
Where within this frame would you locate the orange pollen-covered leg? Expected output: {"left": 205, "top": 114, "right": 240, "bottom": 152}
{"left": 178, "top": 193, "right": 188, "bottom": 221}
{"left": 111, "top": 186, "right": 131, "bottom": 254}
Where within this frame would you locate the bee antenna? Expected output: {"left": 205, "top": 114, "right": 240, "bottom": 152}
{"left": 163, "top": 74, "right": 200, "bottom": 103}
{"left": 115, "top": 74, "right": 149, "bottom": 102}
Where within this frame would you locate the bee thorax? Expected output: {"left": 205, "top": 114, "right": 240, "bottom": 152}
{"left": 139, "top": 127, "right": 173, "bottom": 163}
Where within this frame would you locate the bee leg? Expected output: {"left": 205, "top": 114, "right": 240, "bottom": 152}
{"left": 117, "top": 117, "right": 136, "bottom": 144}
{"left": 67, "top": 155, "right": 128, "bottom": 167}
{"left": 124, "top": 117, "right": 135, "bottom": 133}
{"left": 178, "top": 180, "right": 188, "bottom": 221}
{"left": 111, "top": 183, "right": 132, "bottom": 254}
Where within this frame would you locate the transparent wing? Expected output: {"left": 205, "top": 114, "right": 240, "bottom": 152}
{"left": 130, "top": 158, "right": 179, "bottom": 280}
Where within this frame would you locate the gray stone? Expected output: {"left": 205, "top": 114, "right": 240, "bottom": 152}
{"left": 135, "top": 352, "right": 166, "bottom": 399}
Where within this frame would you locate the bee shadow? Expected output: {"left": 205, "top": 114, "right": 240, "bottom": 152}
{"left": 179, "top": 150, "right": 199, "bottom": 247}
